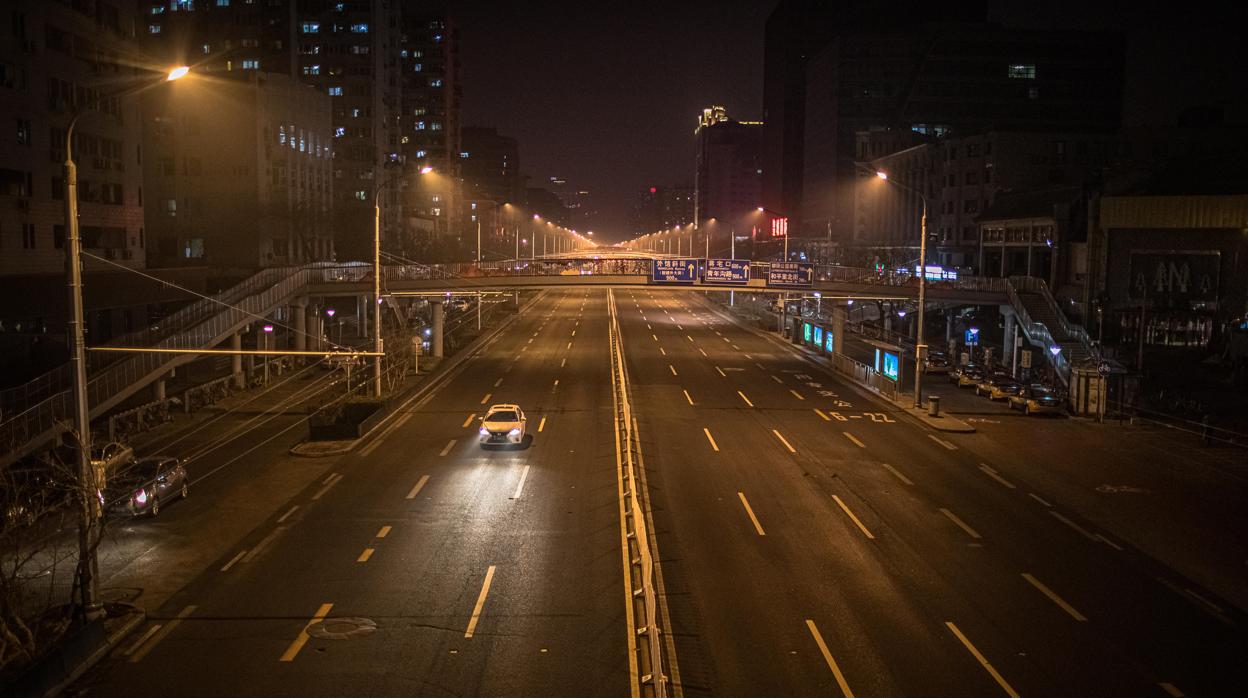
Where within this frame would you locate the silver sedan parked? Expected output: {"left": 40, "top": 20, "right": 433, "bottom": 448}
{"left": 104, "top": 457, "right": 189, "bottom": 518}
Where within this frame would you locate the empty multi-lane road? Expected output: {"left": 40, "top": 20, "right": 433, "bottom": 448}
{"left": 78, "top": 288, "right": 1245, "bottom": 696}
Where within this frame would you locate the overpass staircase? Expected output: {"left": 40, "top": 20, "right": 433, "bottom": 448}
{"left": 0, "top": 266, "right": 315, "bottom": 467}
{"left": 1005, "top": 276, "right": 1099, "bottom": 386}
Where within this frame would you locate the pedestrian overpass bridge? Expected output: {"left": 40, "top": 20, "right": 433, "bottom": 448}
{"left": 1, "top": 253, "right": 1091, "bottom": 467}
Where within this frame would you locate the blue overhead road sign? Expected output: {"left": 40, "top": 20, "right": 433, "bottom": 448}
{"left": 767, "top": 262, "right": 814, "bottom": 287}
{"left": 704, "top": 259, "right": 750, "bottom": 284}
{"left": 652, "top": 258, "right": 699, "bottom": 283}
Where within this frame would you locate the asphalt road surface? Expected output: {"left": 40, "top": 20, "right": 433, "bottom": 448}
{"left": 75, "top": 288, "right": 1244, "bottom": 697}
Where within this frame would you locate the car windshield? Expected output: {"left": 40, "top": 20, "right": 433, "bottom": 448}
{"left": 487, "top": 410, "right": 519, "bottom": 422}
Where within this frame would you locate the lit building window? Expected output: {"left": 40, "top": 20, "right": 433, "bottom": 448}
{"left": 431, "top": 195, "right": 441, "bottom": 203}
{"left": 431, "top": 207, "right": 442, "bottom": 216}
{"left": 151, "top": 6, "right": 165, "bottom": 13}
{"left": 1007, "top": 64, "right": 1036, "bottom": 79}
{"left": 216, "top": 0, "right": 230, "bottom": 6}
{"left": 350, "top": 108, "right": 361, "bottom": 117}
{"left": 430, "top": 78, "right": 442, "bottom": 88}
{"left": 350, "top": 23, "right": 368, "bottom": 33}
{"left": 471, "top": 215, "right": 477, "bottom": 222}
{"left": 354, "top": 190, "right": 367, "bottom": 200}
{"left": 460, "top": 152, "right": 470, "bottom": 158}
{"left": 149, "top": 23, "right": 162, "bottom": 33}
{"left": 279, "top": 125, "right": 287, "bottom": 144}
{"left": 415, "top": 149, "right": 427, "bottom": 158}
{"left": 350, "top": 45, "right": 369, "bottom": 54}
{"left": 202, "top": 43, "right": 211, "bottom": 54}
{"left": 413, "top": 63, "right": 423, "bottom": 72}
{"left": 328, "top": 86, "right": 342, "bottom": 96}
{"left": 302, "top": 64, "right": 320, "bottom": 75}
{"left": 415, "top": 121, "right": 426, "bottom": 131}
{"left": 430, "top": 123, "right": 442, "bottom": 131}
{"left": 470, "top": 202, "right": 477, "bottom": 209}
{"left": 334, "top": 127, "right": 345, "bottom": 137}
{"left": 242, "top": 59, "right": 260, "bottom": 69}
{"left": 301, "top": 22, "right": 320, "bottom": 33}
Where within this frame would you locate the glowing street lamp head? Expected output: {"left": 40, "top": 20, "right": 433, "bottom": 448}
{"left": 167, "top": 66, "right": 191, "bottom": 81}
{"left": 875, "top": 171, "right": 888, "bottom": 180}
{"left": 757, "top": 207, "right": 765, "bottom": 212}
{"left": 419, "top": 165, "right": 434, "bottom": 174}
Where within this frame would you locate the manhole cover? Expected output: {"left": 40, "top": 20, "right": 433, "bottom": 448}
{"left": 307, "top": 617, "right": 377, "bottom": 640}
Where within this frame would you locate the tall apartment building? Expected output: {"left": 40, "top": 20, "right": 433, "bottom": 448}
{"left": 141, "top": 0, "right": 404, "bottom": 263}
{"left": 694, "top": 106, "right": 762, "bottom": 228}
{"left": 460, "top": 125, "right": 519, "bottom": 258}
{"left": 398, "top": 13, "right": 461, "bottom": 257}
{"left": 1, "top": 0, "right": 213, "bottom": 383}
{"left": 802, "top": 23, "right": 1124, "bottom": 246}
{"left": 1, "top": 0, "right": 146, "bottom": 278}
{"left": 141, "top": 73, "right": 334, "bottom": 270}
{"left": 761, "top": 0, "right": 988, "bottom": 236}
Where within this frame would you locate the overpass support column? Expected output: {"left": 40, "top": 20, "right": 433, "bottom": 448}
{"left": 231, "top": 332, "right": 244, "bottom": 389}
{"left": 946, "top": 313, "right": 955, "bottom": 352}
{"left": 292, "top": 299, "right": 307, "bottom": 361}
{"left": 307, "top": 304, "right": 322, "bottom": 353}
{"left": 832, "top": 306, "right": 846, "bottom": 356}
{"left": 1001, "top": 306, "right": 1017, "bottom": 374}
{"left": 431, "top": 300, "right": 444, "bottom": 358}
{"left": 152, "top": 375, "right": 167, "bottom": 402}
{"left": 883, "top": 303, "right": 893, "bottom": 333}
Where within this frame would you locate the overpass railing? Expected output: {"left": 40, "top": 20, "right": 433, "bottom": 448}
{"left": 308, "top": 259, "right": 1013, "bottom": 296}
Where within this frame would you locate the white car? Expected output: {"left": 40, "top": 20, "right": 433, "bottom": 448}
{"left": 479, "top": 404, "right": 526, "bottom": 446}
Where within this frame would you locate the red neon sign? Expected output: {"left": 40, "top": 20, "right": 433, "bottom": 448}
{"left": 770, "top": 217, "right": 788, "bottom": 238}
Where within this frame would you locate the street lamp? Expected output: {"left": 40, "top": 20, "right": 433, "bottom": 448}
{"left": 63, "top": 64, "right": 190, "bottom": 620}
{"left": 874, "top": 168, "right": 929, "bottom": 409}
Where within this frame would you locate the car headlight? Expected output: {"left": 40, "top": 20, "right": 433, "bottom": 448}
{"left": 134, "top": 488, "right": 148, "bottom": 505}
{"left": 479, "top": 427, "right": 489, "bottom": 436}
{"left": 508, "top": 428, "right": 521, "bottom": 437}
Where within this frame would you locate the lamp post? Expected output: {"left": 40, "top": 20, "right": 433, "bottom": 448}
{"left": 874, "top": 169, "right": 929, "bottom": 408}
{"left": 63, "top": 65, "right": 189, "bottom": 620}
{"left": 262, "top": 324, "right": 274, "bottom": 384}
{"left": 372, "top": 167, "right": 415, "bottom": 398}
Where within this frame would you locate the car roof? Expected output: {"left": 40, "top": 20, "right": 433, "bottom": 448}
{"left": 486, "top": 404, "right": 521, "bottom": 411}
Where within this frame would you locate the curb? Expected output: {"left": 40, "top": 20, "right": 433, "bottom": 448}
{"left": 691, "top": 295, "right": 976, "bottom": 433}
{"left": 289, "top": 440, "right": 356, "bottom": 457}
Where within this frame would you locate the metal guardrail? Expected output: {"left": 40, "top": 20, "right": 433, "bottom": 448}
{"left": 607, "top": 290, "right": 666, "bottom": 697}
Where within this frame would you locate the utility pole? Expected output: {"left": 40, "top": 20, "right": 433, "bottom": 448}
{"left": 913, "top": 197, "right": 928, "bottom": 409}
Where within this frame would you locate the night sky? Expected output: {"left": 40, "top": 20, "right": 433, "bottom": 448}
{"left": 454, "top": 1, "right": 1245, "bottom": 242}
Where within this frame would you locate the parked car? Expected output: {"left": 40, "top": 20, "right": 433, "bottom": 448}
{"left": 104, "top": 457, "right": 188, "bottom": 518}
{"left": 975, "top": 372, "right": 1013, "bottom": 397}
{"left": 923, "top": 352, "right": 952, "bottom": 374}
{"left": 478, "top": 404, "right": 527, "bottom": 447}
{"left": 979, "top": 374, "right": 1022, "bottom": 400}
{"left": 450, "top": 298, "right": 471, "bottom": 312}
{"left": 952, "top": 364, "right": 985, "bottom": 387}
{"left": 1009, "top": 385, "right": 1064, "bottom": 415}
